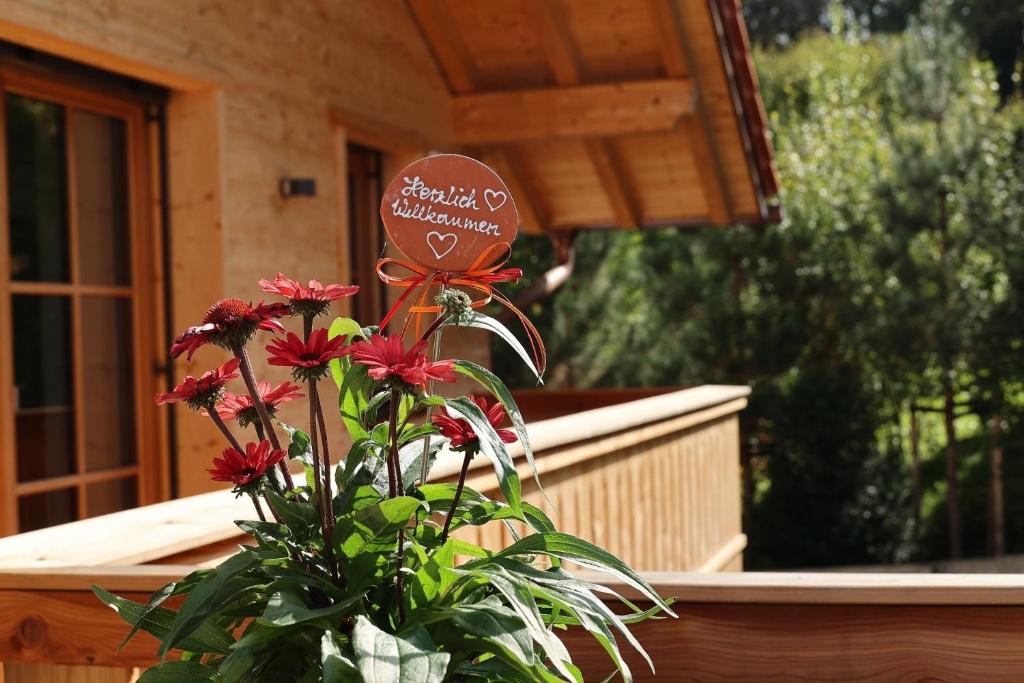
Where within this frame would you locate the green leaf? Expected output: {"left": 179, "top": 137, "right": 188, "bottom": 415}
{"left": 137, "top": 662, "right": 222, "bottom": 682}
{"left": 352, "top": 616, "right": 450, "bottom": 683}
{"left": 159, "top": 551, "right": 261, "bottom": 656}
{"left": 113, "top": 579, "right": 178, "bottom": 651}
{"left": 328, "top": 317, "right": 365, "bottom": 387}
{"left": 334, "top": 496, "right": 424, "bottom": 558}
{"left": 410, "top": 539, "right": 457, "bottom": 606}
{"left": 264, "top": 490, "right": 318, "bottom": 533}
{"left": 337, "top": 363, "right": 372, "bottom": 441}
{"left": 452, "top": 360, "right": 545, "bottom": 502}
{"left": 259, "top": 589, "right": 362, "bottom": 627}
{"left": 451, "top": 565, "right": 575, "bottom": 681}
{"left": 452, "top": 311, "right": 543, "bottom": 383}
{"left": 490, "top": 532, "right": 674, "bottom": 614}
{"left": 450, "top": 600, "right": 535, "bottom": 667}
{"left": 92, "top": 585, "right": 234, "bottom": 655}
{"left": 443, "top": 395, "right": 523, "bottom": 515}
{"left": 283, "top": 424, "right": 312, "bottom": 464}
{"left": 322, "top": 630, "right": 361, "bottom": 683}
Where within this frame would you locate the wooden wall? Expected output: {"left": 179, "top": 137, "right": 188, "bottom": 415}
{"left": 0, "top": 1, "right": 456, "bottom": 496}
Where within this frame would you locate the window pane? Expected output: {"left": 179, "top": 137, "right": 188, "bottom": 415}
{"left": 86, "top": 476, "right": 137, "bottom": 518}
{"left": 13, "top": 295, "right": 75, "bottom": 482}
{"left": 18, "top": 488, "right": 77, "bottom": 532}
{"left": 6, "top": 93, "right": 69, "bottom": 282}
{"left": 82, "top": 297, "right": 135, "bottom": 471}
{"left": 73, "top": 110, "right": 130, "bottom": 285}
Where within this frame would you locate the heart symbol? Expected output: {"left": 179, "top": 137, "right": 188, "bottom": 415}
{"left": 426, "top": 231, "right": 458, "bottom": 260}
{"left": 483, "top": 188, "right": 507, "bottom": 212}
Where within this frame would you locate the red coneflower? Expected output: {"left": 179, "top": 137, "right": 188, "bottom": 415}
{"left": 346, "top": 334, "right": 456, "bottom": 388}
{"left": 155, "top": 358, "right": 241, "bottom": 411}
{"left": 432, "top": 396, "right": 517, "bottom": 454}
{"left": 170, "top": 298, "right": 289, "bottom": 360}
{"left": 258, "top": 273, "right": 359, "bottom": 318}
{"left": 208, "top": 440, "right": 287, "bottom": 489}
{"left": 210, "top": 380, "right": 303, "bottom": 428}
{"left": 266, "top": 328, "right": 348, "bottom": 381}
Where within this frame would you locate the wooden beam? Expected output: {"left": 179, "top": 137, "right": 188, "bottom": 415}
{"left": 523, "top": 0, "right": 582, "bottom": 85}
{"left": 328, "top": 105, "right": 436, "bottom": 153}
{"left": 452, "top": 78, "right": 695, "bottom": 145}
{"left": 584, "top": 139, "right": 640, "bottom": 228}
{"left": 523, "top": 0, "right": 645, "bottom": 231}
{"left": 405, "top": 0, "right": 477, "bottom": 94}
{"left": 650, "top": 0, "right": 732, "bottom": 224}
{"left": 481, "top": 148, "right": 549, "bottom": 234}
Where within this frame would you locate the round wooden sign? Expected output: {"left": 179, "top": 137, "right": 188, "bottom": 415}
{"left": 380, "top": 154, "right": 519, "bottom": 272}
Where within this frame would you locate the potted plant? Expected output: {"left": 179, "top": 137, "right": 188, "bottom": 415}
{"left": 95, "top": 273, "right": 673, "bottom": 681}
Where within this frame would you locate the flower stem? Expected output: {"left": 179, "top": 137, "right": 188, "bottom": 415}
{"left": 312, "top": 383, "right": 338, "bottom": 579}
{"left": 308, "top": 380, "right": 328, "bottom": 535}
{"left": 262, "top": 492, "right": 285, "bottom": 525}
{"left": 387, "top": 388, "right": 401, "bottom": 497}
{"left": 416, "top": 312, "right": 450, "bottom": 346}
{"left": 386, "top": 386, "right": 407, "bottom": 625}
{"left": 207, "top": 409, "right": 242, "bottom": 452}
{"left": 417, "top": 298, "right": 449, "bottom": 486}
{"left": 309, "top": 382, "right": 339, "bottom": 582}
{"left": 248, "top": 493, "right": 267, "bottom": 522}
{"left": 233, "top": 344, "right": 292, "bottom": 489}
{"left": 440, "top": 452, "right": 473, "bottom": 543}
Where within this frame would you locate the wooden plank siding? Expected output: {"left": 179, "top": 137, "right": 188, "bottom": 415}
{"left": 0, "top": 0, "right": 452, "bottom": 499}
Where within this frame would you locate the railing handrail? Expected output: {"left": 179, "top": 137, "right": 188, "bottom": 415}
{"left": 0, "top": 385, "right": 750, "bottom": 569}
{"left": 2, "top": 566, "right": 1024, "bottom": 606}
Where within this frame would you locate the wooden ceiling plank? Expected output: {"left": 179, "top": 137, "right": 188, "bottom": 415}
{"left": 649, "top": 0, "right": 690, "bottom": 78}
{"left": 584, "top": 139, "right": 640, "bottom": 229}
{"left": 523, "top": 2, "right": 648, "bottom": 231}
{"left": 681, "top": 111, "right": 730, "bottom": 224}
{"left": 453, "top": 78, "right": 695, "bottom": 145}
{"left": 405, "top": 0, "right": 477, "bottom": 94}
{"left": 482, "top": 148, "right": 549, "bottom": 235}
{"left": 652, "top": 0, "right": 732, "bottom": 224}
{"left": 524, "top": 0, "right": 582, "bottom": 86}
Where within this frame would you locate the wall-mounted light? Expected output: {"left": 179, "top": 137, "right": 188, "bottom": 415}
{"left": 280, "top": 177, "right": 317, "bottom": 198}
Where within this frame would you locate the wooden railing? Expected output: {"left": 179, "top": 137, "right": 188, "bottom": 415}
{"left": 0, "top": 385, "right": 749, "bottom": 573}
{"left": 2, "top": 386, "right": 1021, "bottom": 681}
{"left": 0, "top": 385, "right": 748, "bottom": 680}
{"left": 2, "top": 569, "right": 1024, "bottom": 681}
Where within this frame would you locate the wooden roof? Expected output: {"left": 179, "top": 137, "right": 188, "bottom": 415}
{"left": 406, "top": 0, "right": 779, "bottom": 233}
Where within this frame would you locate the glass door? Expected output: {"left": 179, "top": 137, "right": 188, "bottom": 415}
{"left": 0, "top": 67, "right": 163, "bottom": 534}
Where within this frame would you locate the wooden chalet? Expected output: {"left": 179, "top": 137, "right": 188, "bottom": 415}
{"left": 0, "top": 0, "right": 777, "bottom": 533}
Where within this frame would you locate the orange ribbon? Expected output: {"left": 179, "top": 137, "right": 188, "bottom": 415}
{"left": 376, "top": 242, "right": 546, "bottom": 375}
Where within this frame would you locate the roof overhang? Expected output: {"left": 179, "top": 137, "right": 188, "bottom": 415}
{"left": 405, "top": 0, "right": 779, "bottom": 233}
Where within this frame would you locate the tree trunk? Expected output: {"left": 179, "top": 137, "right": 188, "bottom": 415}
{"left": 988, "top": 407, "right": 1005, "bottom": 558}
{"left": 909, "top": 402, "right": 921, "bottom": 530}
{"left": 943, "top": 379, "right": 961, "bottom": 559}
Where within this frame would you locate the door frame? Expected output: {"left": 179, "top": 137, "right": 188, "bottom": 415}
{"left": 0, "top": 62, "right": 167, "bottom": 535}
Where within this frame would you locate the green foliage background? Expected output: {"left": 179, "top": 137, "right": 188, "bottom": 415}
{"left": 495, "top": 0, "right": 1024, "bottom": 569}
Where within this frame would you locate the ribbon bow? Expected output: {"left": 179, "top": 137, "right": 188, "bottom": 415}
{"left": 376, "top": 242, "right": 546, "bottom": 375}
